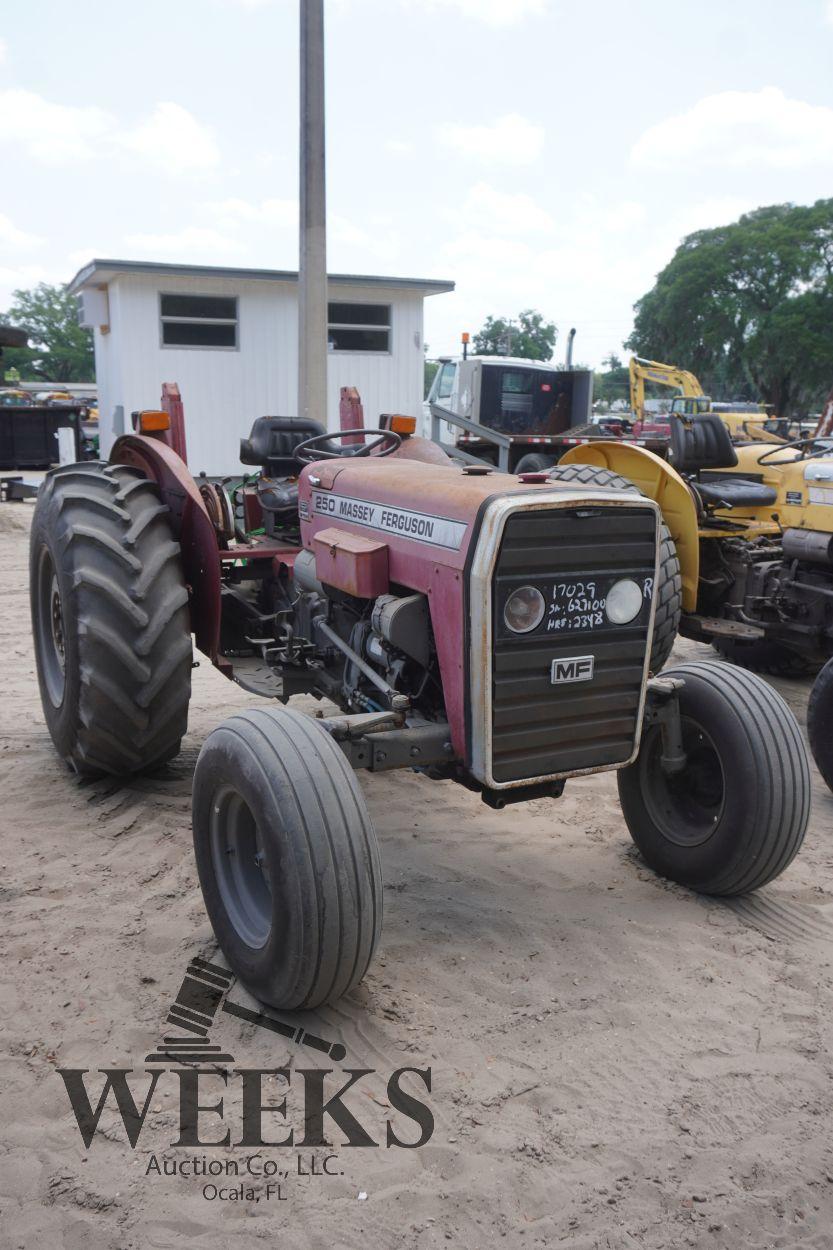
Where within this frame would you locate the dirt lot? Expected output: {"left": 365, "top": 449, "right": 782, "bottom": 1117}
{"left": 2, "top": 495, "right": 833, "bottom": 1250}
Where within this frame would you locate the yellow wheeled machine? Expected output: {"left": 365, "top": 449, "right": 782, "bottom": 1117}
{"left": 546, "top": 414, "right": 833, "bottom": 790}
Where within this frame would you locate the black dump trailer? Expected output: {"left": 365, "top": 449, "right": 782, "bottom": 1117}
{"left": 0, "top": 403, "right": 82, "bottom": 470}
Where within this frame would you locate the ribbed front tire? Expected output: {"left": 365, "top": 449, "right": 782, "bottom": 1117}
{"left": 30, "top": 461, "right": 192, "bottom": 777}
{"left": 619, "top": 661, "right": 810, "bottom": 895}
{"left": 192, "top": 706, "right": 382, "bottom": 1010}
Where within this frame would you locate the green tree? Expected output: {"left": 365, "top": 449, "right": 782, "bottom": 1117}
{"left": 473, "top": 309, "right": 557, "bottom": 361}
{"left": 594, "top": 352, "right": 630, "bottom": 408}
{"left": 626, "top": 200, "right": 833, "bottom": 416}
{"left": 1, "top": 283, "right": 95, "bottom": 382}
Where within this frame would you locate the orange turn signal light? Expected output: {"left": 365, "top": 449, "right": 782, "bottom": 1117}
{"left": 138, "top": 410, "right": 170, "bottom": 432}
{"left": 388, "top": 414, "right": 416, "bottom": 436}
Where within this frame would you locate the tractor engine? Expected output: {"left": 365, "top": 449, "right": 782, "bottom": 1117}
{"left": 700, "top": 533, "right": 833, "bottom": 661}
{"left": 290, "top": 547, "right": 444, "bottom": 718}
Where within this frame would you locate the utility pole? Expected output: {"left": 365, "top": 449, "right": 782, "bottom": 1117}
{"left": 298, "top": 0, "right": 327, "bottom": 425}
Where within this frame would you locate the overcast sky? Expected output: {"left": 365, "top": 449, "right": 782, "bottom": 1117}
{"left": 1, "top": 0, "right": 832, "bottom": 367}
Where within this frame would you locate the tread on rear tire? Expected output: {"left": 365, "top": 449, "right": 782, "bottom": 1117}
{"left": 30, "top": 460, "right": 192, "bottom": 777}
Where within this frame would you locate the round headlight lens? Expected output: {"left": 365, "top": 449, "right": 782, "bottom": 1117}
{"left": 605, "top": 578, "right": 643, "bottom": 625}
{"left": 503, "top": 585, "right": 545, "bottom": 634}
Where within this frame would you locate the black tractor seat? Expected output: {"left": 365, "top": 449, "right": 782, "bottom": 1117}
{"left": 669, "top": 412, "right": 777, "bottom": 511}
{"left": 239, "top": 415, "right": 328, "bottom": 539}
{"left": 694, "top": 476, "right": 777, "bottom": 509}
{"left": 240, "top": 415, "right": 326, "bottom": 477}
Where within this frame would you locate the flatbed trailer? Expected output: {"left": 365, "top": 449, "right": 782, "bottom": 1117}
{"left": 432, "top": 408, "right": 671, "bottom": 471}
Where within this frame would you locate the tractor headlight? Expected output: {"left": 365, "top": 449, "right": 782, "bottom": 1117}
{"left": 503, "top": 586, "right": 545, "bottom": 634}
{"left": 604, "top": 578, "right": 643, "bottom": 625}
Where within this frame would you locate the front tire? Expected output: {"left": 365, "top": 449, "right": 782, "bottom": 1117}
{"left": 618, "top": 661, "right": 810, "bottom": 895}
{"left": 808, "top": 658, "right": 833, "bottom": 793}
{"left": 546, "top": 462, "right": 682, "bottom": 672}
{"left": 192, "top": 706, "right": 382, "bottom": 1010}
{"left": 30, "top": 461, "right": 192, "bottom": 777}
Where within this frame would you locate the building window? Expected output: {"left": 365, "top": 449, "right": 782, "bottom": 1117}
{"left": 327, "top": 302, "right": 390, "bottom": 353}
{"left": 160, "top": 293, "right": 238, "bottom": 349}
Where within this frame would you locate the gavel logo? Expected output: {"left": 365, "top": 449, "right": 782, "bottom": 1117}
{"left": 145, "top": 955, "right": 346, "bottom": 1065}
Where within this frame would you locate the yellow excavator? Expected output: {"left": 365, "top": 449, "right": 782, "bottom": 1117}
{"left": 629, "top": 357, "right": 773, "bottom": 440}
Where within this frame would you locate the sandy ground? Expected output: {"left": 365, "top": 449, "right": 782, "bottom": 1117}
{"left": 2, "top": 493, "right": 833, "bottom": 1250}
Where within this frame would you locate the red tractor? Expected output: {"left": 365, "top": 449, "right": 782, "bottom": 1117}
{"left": 30, "top": 393, "right": 811, "bottom": 1011}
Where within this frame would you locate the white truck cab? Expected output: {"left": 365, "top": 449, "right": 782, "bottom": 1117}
{"left": 423, "top": 354, "right": 594, "bottom": 472}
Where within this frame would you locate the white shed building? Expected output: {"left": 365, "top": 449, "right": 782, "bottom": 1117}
{"left": 68, "top": 259, "right": 453, "bottom": 476}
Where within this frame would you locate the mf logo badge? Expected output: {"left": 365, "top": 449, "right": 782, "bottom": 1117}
{"left": 551, "top": 655, "right": 594, "bottom": 685}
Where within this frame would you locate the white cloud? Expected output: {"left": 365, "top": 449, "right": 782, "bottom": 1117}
{"left": 632, "top": 87, "right": 833, "bottom": 170}
{"left": 232, "top": 0, "right": 549, "bottom": 19}
{"left": 384, "top": 139, "right": 413, "bottom": 156}
{"left": 0, "top": 89, "right": 219, "bottom": 171}
{"left": 204, "top": 197, "right": 400, "bottom": 262}
{"left": 123, "top": 226, "right": 246, "bottom": 262}
{"left": 408, "top": 0, "right": 549, "bottom": 25}
{"left": 459, "top": 181, "right": 553, "bottom": 234}
{"left": 0, "top": 264, "right": 54, "bottom": 309}
{"left": 0, "top": 213, "right": 43, "bottom": 252}
{"left": 0, "top": 89, "right": 113, "bottom": 163}
{"left": 330, "top": 212, "right": 400, "bottom": 262}
{"left": 438, "top": 112, "right": 544, "bottom": 165}
{"left": 668, "top": 195, "right": 762, "bottom": 240}
{"left": 210, "top": 196, "right": 298, "bottom": 228}
{"left": 66, "top": 246, "right": 109, "bottom": 272}
{"left": 120, "top": 102, "right": 220, "bottom": 171}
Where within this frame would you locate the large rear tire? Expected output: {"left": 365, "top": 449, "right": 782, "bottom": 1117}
{"left": 618, "top": 661, "right": 810, "bottom": 895}
{"left": 808, "top": 657, "right": 833, "bottom": 793}
{"left": 192, "top": 706, "right": 382, "bottom": 1010}
{"left": 30, "top": 461, "right": 192, "bottom": 777}
{"left": 546, "top": 462, "right": 682, "bottom": 672}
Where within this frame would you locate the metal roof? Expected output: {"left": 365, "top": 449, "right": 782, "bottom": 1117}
{"left": 68, "top": 258, "right": 454, "bottom": 297}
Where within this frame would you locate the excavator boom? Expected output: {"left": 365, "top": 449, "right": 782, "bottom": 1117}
{"left": 629, "top": 356, "right": 703, "bottom": 419}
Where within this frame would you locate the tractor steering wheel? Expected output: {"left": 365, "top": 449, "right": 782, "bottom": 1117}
{"left": 757, "top": 437, "right": 832, "bottom": 465}
{"left": 294, "top": 428, "right": 402, "bottom": 463}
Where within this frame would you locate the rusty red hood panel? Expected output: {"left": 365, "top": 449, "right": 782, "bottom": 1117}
{"left": 299, "top": 457, "right": 562, "bottom": 570}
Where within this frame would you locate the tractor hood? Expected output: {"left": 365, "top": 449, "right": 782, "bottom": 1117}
{"left": 298, "top": 455, "right": 599, "bottom": 571}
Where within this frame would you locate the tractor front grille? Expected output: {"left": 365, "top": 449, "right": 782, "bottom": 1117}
{"left": 490, "top": 505, "right": 657, "bottom": 784}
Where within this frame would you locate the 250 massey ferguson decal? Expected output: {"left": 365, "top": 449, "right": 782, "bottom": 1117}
{"left": 311, "top": 491, "right": 468, "bottom": 550}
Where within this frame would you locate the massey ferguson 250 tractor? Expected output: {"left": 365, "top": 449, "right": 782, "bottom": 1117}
{"left": 30, "top": 396, "right": 811, "bottom": 1010}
